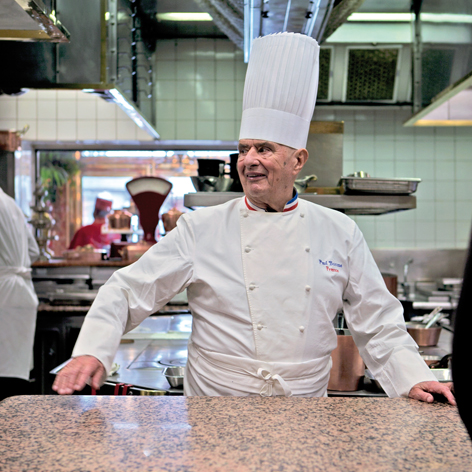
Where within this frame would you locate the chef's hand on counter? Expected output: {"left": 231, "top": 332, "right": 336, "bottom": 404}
{"left": 52, "top": 355, "right": 106, "bottom": 395}
{"left": 409, "top": 381, "right": 456, "bottom": 406}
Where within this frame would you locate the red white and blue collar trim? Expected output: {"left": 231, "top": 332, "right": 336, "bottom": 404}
{"left": 244, "top": 190, "right": 299, "bottom": 212}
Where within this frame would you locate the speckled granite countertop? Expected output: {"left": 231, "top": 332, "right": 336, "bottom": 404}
{"left": 0, "top": 396, "right": 470, "bottom": 472}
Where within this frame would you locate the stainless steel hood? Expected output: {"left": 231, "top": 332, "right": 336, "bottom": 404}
{"left": 0, "top": 0, "right": 70, "bottom": 42}
{"left": 0, "top": 0, "right": 158, "bottom": 139}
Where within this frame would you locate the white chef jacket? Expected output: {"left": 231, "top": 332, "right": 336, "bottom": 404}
{"left": 0, "top": 187, "right": 39, "bottom": 379}
{"left": 72, "top": 196, "right": 436, "bottom": 397}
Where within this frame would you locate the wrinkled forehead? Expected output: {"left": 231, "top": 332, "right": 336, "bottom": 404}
{"left": 237, "top": 139, "right": 295, "bottom": 152}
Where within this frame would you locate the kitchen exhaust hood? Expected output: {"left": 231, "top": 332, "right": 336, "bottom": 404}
{"left": 0, "top": 0, "right": 158, "bottom": 139}
{"left": 0, "top": 0, "right": 70, "bottom": 42}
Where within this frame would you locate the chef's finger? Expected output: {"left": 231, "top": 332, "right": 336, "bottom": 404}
{"left": 72, "top": 358, "right": 104, "bottom": 391}
{"left": 90, "top": 364, "right": 106, "bottom": 390}
{"left": 409, "top": 387, "right": 434, "bottom": 403}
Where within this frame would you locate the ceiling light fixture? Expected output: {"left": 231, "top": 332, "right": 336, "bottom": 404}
{"left": 347, "top": 13, "right": 472, "bottom": 24}
{"left": 156, "top": 12, "right": 213, "bottom": 22}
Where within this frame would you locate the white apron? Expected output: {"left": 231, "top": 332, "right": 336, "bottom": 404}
{"left": 0, "top": 188, "right": 39, "bottom": 380}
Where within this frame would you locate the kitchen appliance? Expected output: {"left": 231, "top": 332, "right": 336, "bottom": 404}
{"left": 126, "top": 176, "right": 172, "bottom": 244}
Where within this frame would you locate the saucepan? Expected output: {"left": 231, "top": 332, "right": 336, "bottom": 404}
{"left": 406, "top": 322, "right": 442, "bottom": 347}
{"left": 163, "top": 366, "right": 185, "bottom": 388}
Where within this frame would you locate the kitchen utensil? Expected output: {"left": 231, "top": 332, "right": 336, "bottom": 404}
{"left": 424, "top": 307, "right": 444, "bottom": 328}
{"left": 406, "top": 322, "right": 442, "bottom": 346}
{"left": 294, "top": 174, "right": 317, "bottom": 194}
{"left": 163, "top": 366, "right": 185, "bottom": 388}
{"left": 328, "top": 329, "right": 365, "bottom": 391}
{"left": 191, "top": 175, "right": 234, "bottom": 192}
{"left": 126, "top": 176, "right": 172, "bottom": 243}
{"left": 340, "top": 176, "right": 421, "bottom": 195}
{"left": 197, "top": 159, "right": 226, "bottom": 177}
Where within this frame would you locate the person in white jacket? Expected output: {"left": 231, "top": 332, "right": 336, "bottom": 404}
{"left": 53, "top": 33, "right": 454, "bottom": 404}
{"left": 0, "top": 186, "right": 39, "bottom": 401}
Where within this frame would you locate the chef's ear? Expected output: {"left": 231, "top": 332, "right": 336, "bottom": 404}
{"left": 293, "top": 148, "right": 308, "bottom": 171}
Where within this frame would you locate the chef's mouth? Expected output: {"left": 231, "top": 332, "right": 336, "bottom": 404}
{"left": 246, "top": 173, "right": 266, "bottom": 181}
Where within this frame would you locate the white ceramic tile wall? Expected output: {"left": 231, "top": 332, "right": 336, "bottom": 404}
{"left": 1, "top": 38, "right": 471, "bottom": 249}
{"left": 154, "top": 38, "right": 245, "bottom": 141}
{"left": 0, "top": 89, "right": 150, "bottom": 142}
{"left": 313, "top": 107, "right": 472, "bottom": 250}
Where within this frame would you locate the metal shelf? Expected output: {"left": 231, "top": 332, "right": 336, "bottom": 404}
{"left": 183, "top": 192, "right": 416, "bottom": 215}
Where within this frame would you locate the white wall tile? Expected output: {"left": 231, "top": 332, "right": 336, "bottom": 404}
{"left": 414, "top": 139, "right": 435, "bottom": 160}
{"left": 435, "top": 140, "right": 454, "bottom": 160}
{"left": 415, "top": 161, "right": 435, "bottom": 180}
{"left": 0, "top": 119, "right": 17, "bottom": 130}
{"left": 176, "top": 120, "right": 196, "bottom": 140}
{"left": 216, "top": 61, "right": 234, "bottom": 81}
{"left": 96, "top": 100, "right": 117, "bottom": 120}
{"left": 435, "top": 201, "right": 456, "bottom": 221}
{"left": 116, "top": 120, "right": 137, "bottom": 140}
{"left": 216, "top": 100, "right": 235, "bottom": 120}
{"left": 455, "top": 140, "right": 471, "bottom": 160}
{"left": 176, "top": 100, "right": 195, "bottom": 121}
{"left": 177, "top": 61, "right": 196, "bottom": 81}
{"left": 216, "top": 121, "right": 236, "bottom": 140}
{"left": 216, "top": 80, "right": 235, "bottom": 100}
{"left": 455, "top": 181, "right": 472, "bottom": 201}
{"left": 17, "top": 100, "right": 37, "bottom": 120}
{"left": 156, "top": 121, "right": 176, "bottom": 140}
{"left": 156, "top": 61, "right": 176, "bottom": 80}
{"left": 37, "top": 120, "right": 57, "bottom": 140}
{"left": 57, "top": 100, "right": 77, "bottom": 120}
{"left": 97, "top": 120, "right": 117, "bottom": 140}
{"left": 455, "top": 160, "right": 472, "bottom": 179}
{"left": 196, "top": 61, "right": 215, "bottom": 81}
{"left": 196, "top": 120, "right": 216, "bottom": 140}
{"left": 456, "top": 201, "right": 472, "bottom": 221}
{"left": 196, "top": 101, "right": 215, "bottom": 120}
{"left": 37, "top": 100, "right": 56, "bottom": 120}
{"left": 415, "top": 199, "right": 435, "bottom": 221}
{"left": 136, "top": 128, "right": 154, "bottom": 141}
{"left": 77, "top": 100, "right": 97, "bottom": 120}
{"left": 57, "top": 120, "right": 77, "bottom": 140}
{"left": 77, "top": 120, "right": 97, "bottom": 140}
{"left": 177, "top": 80, "right": 196, "bottom": 100}
{"left": 155, "top": 81, "right": 176, "bottom": 100}
{"left": 195, "top": 80, "right": 215, "bottom": 100}
{"left": 156, "top": 101, "right": 176, "bottom": 121}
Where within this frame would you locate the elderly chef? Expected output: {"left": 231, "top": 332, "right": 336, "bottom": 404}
{"left": 0, "top": 186, "right": 39, "bottom": 400}
{"left": 53, "top": 32, "right": 454, "bottom": 404}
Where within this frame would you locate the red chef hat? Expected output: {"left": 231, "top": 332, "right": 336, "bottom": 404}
{"left": 94, "top": 197, "right": 113, "bottom": 213}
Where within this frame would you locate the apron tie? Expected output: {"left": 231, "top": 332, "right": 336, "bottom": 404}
{"left": 257, "top": 368, "right": 292, "bottom": 397}
{"left": 0, "top": 266, "right": 32, "bottom": 281}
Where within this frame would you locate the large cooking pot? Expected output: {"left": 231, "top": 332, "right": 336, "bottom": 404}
{"left": 328, "top": 329, "right": 365, "bottom": 392}
{"left": 381, "top": 273, "right": 398, "bottom": 298}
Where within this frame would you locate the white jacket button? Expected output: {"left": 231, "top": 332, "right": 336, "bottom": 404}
{"left": 257, "top": 323, "right": 263, "bottom": 330}
{"left": 300, "top": 213, "right": 305, "bottom": 218}
{"left": 299, "top": 326, "right": 305, "bottom": 332}
{"left": 243, "top": 212, "right": 249, "bottom": 218}
{"left": 245, "top": 246, "right": 251, "bottom": 253}
{"left": 305, "top": 247, "right": 310, "bottom": 252}
{"left": 249, "top": 284, "right": 256, "bottom": 290}
{"left": 305, "top": 285, "right": 311, "bottom": 292}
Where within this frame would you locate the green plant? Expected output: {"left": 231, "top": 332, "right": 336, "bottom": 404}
{"left": 40, "top": 152, "right": 82, "bottom": 202}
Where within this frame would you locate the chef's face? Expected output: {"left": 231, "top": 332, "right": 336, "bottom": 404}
{"left": 237, "top": 139, "right": 307, "bottom": 211}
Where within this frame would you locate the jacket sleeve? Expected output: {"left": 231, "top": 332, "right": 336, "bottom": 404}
{"left": 71, "top": 217, "right": 195, "bottom": 374}
{"left": 27, "top": 225, "right": 40, "bottom": 264}
{"left": 342, "top": 224, "right": 436, "bottom": 397}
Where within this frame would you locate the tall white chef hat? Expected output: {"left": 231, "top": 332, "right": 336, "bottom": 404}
{"left": 239, "top": 32, "right": 320, "bottom": 150}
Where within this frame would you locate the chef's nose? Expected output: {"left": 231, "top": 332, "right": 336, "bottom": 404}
{"left": 243, "top": 146, "right": 260, "bottom": 166}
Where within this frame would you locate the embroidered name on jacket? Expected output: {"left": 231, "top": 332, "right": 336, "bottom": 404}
{"left": 319, "top": 259, "right": 342, "bottom": 273}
